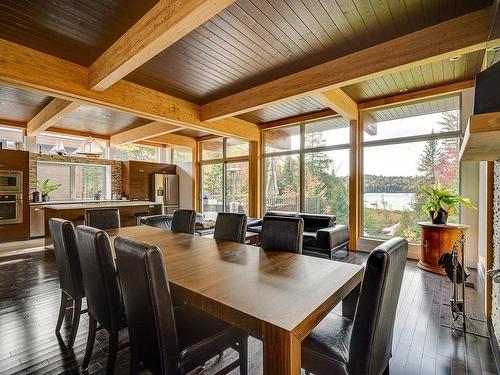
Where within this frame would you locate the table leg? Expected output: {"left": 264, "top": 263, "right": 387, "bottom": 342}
{"left": 342, "top": 283, "right": 360, "bottom": 320}
{"left": 262, "top": 323, "right": 301, "bottom": 375}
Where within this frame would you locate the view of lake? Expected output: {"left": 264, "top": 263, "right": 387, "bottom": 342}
{"left": 363, "top": 192, "right": 415, "bottom": 211}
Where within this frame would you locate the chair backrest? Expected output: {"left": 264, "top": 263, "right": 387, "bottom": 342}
{"left": 140, "top": 215, "right": 172, "bottom": 230}
{"left": 48, "top": 218, "right": 85, "bottom": 298}
{"left": 171, "top": 209, "right": 196, "bottom": 234}
{"left": 260, "top": 216, "right": 304, "bottom": 254}
{"left": 348, "top": 237, "right": 408, "bottom": 375}
{"left": 84, "top": 208, "right": 121, "bottom": 230}
{"left": 114, "top": 236, "right": 179, "bottom": 375}
{"left": 297, "top": 213, "right": 336, "bottom": 232}
{"left": 76, "top": 225, "right": 124, "bottom": 332}
{"left": 213, "top": 213, "right": 247, "bottom": 243}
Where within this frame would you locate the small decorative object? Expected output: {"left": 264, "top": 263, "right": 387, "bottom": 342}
{"left": 37, "top": 179, "right": 61, "bottom": 202}
{"left": 32, "top": 191, "right": 40, "bottom": 203}
{"left": 421, "top": 181, "right": 475, "bottom": 224}
{"left": 74, "top": 137, "right": 103, "bottom": 158}
{"left": 50, "top": 138, "right": 66, "bottom": 156}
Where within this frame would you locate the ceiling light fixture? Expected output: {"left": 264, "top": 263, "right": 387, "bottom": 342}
{"left": 399, "top": 88, "right": 408, "bottom": 93}
{"left": 449, "top": 55, "right": 462, "bottom": 61}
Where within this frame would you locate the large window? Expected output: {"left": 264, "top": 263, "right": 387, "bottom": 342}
{"left": 114, "top": 143, "right": 159, "bottom": 162}
{"left": 37, "top": 162, "right": 109, "bottom": 201}
{"left": 0, "top": 125, "right": 23, "bottom": 149}
{"left": 200, "top": 138, "right": 249, "bottom": 220}
{"left": 361, "top": 94, "right": 461, "bottom": 242}
{"left": 263, "top": 116, "right": 350, "bottom": 223}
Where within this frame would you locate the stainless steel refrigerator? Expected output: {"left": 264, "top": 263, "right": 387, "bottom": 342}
{"left": 152, "top": 174, "right": 179, "bottom": 214}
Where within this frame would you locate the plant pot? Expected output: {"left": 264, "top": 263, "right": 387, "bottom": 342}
{"left": 42, "top": 194, "right": 50, "bottom": 202}
{"left": 430, "top": 209, "right": 448, "bottom": 225}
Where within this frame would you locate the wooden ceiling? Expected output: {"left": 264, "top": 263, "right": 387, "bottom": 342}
{"left": 0, "top": 85, "right": 50, "bottom": 123}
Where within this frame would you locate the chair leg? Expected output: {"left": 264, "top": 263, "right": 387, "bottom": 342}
{"left": 106, "top": 331, "right": 119, "bottom": 375}
{"left": 130, "top": 350, "right": 141, "bottom": 375}
{"left": 82, "top": 316, "right": 97, "bottom": 370}
{"left": 68, "top": 297, "right": 82, "bottom": 348}
{"left": 383, "top": 363, "right": 390, "bottom": 375}
{"left": 55, "top": 290, "right": 67, "bottom": 333}
{"left": 238, "top": 335, "right": 248, "bottom": 375}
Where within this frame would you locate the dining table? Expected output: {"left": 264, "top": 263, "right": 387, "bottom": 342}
{"left": 107, "top": 225, "right": 364, "bottom": 375}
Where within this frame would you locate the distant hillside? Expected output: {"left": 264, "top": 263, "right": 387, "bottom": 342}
{"left": 364, "top": 175, "right": 422, "bottom": 193}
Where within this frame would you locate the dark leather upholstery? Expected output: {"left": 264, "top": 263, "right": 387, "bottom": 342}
{"left": 84, "top": 208, "right": 121, "bottom": 230}
{"left": 302, "top": 237, "right": 408, "bottom": 375}
{"left": 140, "top": 214, "right": 172, "bottom": 230}
{"left": 303, "top": 224, "right": 350, "bottom": 259}
{"left": 213, "top": 213, "right": 247, "bottom": 243}
{"left": 260, "top": 216, "right": 304, "bottom": 254}
{"left": 298, "top": 213, "right": 336, "bottom": 232}
{"left": 49, "top": 218, "right": 85, "bottom": 299}
{"left": 76, "top": 225, "right": 124, "bottom": 332}
{"left": 48, "top": 218, "right": 85, "bottom": 347}
{"left": 171, "top": 209, "right": 196, "bottom": 234}
{"left": 114, "top": 236, "right": 248, "bottom": 375}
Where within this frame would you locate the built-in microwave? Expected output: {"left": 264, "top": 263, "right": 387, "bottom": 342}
{"left": 0, "top": 171, "right": 23, "bottom": 192}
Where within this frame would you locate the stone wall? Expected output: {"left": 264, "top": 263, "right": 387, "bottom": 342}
{"left": 29, "top": 153, "right": 122, "bottom": 197}
{"left": 493, "top": 160, "right": 500, "bottom": 346}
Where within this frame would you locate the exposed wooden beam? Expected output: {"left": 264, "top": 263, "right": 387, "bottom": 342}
{"left": 0, "top": 119, "right": 27, "bottom": 129}
{"left": 27, "top": 98, "right": 80, "bottom": 136}
{"left": 200, "top": 8, "right": 492, "bottom": 121}
{"left": 357, "top": 80, "right": 475, "bottom": 110}
{"left": 313, "top": 89, "right": 357, "bottom": 121}
{"left": 259, "top": 109, "right": 337, "bottom": 130}
{"left": 0, "top": 38, "right": 260, "bottom": 141}
{"left": 46, "top": 127, "right": 110, "bottom": 140}
{"left": 110, "top": 121, "right": 183, "bottom": 146}
{"left": 147, "top": 132, "right": 197, "bottom": 148}
{"left": 89, "top": 0, "right": 235, "bottom": 91}
{"left": 195, "top": 134, "right": 223, "bottom": 143}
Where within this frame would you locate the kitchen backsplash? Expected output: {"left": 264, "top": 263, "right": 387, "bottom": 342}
{"left": 493, "top": 160, "right": 500, "bottom": 347}
{"left": 29, "top": 153, "right": 122, "bottom": 197}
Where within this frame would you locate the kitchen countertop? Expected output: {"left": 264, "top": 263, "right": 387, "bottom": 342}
{"left": 43, "top": 201, "right": 160, "bottom": 210}
{"left": 30, "top": 199, "right": 129, "bottom": 206}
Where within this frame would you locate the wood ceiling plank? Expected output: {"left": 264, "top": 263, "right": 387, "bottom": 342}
{"left": 110, "top": 121, "right": 183, "bottom": 146}
{"left": 147, "top": 132, "right": 197, "bottom": 148}
{"left": 89, "top": 0, "right": 235, "bottom": 91}
{"left": 314, "top": 88, "right": 358, "bottom": 121}
{"left": 200, "top": 8, "right": 492, "bottom": 121}
{"left": 27, "top": 98, "right": 80, "bottom": 136}
{"left": 0, "top": 38, "right": 259, "bottom": 141}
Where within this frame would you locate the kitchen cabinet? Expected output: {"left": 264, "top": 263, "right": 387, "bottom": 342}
{"left": 121, "top": 160, "right": 176, "bottom": 200}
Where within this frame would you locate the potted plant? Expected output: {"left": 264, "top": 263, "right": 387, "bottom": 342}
{"left": 421, "top": 181, "right": 475, "bottom": 224}
{"left": 37, "top": 179, "right": 61, "bottom": 202}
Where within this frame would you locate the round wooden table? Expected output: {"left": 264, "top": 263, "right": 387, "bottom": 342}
{"left": 417, "top": 222, "right": 469, "bottom": 275}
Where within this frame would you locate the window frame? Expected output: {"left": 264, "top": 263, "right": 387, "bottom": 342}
{"left": 198, "top": 138, "right": 249, "bottom": 214}
{"left": 262, "top": 115, "right": 351, "bottom": 214}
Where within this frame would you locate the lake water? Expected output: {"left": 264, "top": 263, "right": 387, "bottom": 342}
{"left": 363, "top": 192, "right": 415, "bottom": 211}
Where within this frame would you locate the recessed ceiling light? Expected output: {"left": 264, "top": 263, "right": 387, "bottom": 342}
{"left": 449, "top": 55, "right": 462, "bottom": 61}
{"left": 399, "top": 88, "right": 408, "bottom": 93}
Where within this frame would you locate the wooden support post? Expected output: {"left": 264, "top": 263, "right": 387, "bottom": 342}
{"left": 349, "top": 118, "right": 361, "bottom": 251}
{"left": 249, "top": 139, "right": 262, "bottom": 218}
{"left": 193, "top": 143, "right": 200, "bottom": 212}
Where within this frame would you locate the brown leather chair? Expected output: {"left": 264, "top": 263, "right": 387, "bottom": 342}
{"left": 140, "top": 214, "right": 172, "bottom": 230}
{"left": 114, "top": 236, "right": 248, "bottom": 375}
{"left": 260, "top": 216, "right": 304, "bottom": 253}
{"left": 48, "top": 218, "right": 85, "bottom": 348}
{"left": 301, "top": 237, "right": 408, "bottom": 375}
{"left": 76, "top": 225, "right": 127, "bottom": 374}
{"left": 213, "top": 213, "right": 247, "bottom": 243}
{"left": 84, "top": 208, "right": 121, "bottom": 230}
{"left": 171, "top": 209, "right": 196, "bottom": 234}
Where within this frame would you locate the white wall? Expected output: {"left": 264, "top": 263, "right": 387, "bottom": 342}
{"left": 477, "top": 161, "right": 489, "bottom": 274}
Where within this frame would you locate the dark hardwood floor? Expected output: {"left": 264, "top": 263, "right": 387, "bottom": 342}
{"left": 0, "top": 249, "right": 497, "bottom": 375}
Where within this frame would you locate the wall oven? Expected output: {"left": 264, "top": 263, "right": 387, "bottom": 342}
{"left": 0, "top": 193, "right": 23, "bottom": 224}
{"left": 0, "top": 171, "right": 23, "bottom": 192}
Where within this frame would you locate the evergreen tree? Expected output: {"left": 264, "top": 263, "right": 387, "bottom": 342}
{"left": 417, "top": 134, "right": 442, "bottom": 180}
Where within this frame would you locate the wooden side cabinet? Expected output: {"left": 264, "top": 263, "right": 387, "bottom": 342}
{"left": 417, "top": 222, "right": 469, "bottom": 275}
{"left": 121, "top": 161, "right": 176, "bottom": 200}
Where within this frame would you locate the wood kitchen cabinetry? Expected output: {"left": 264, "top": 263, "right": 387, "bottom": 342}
{"left": 121, "top": 161, "right": 176, "bottom": 200}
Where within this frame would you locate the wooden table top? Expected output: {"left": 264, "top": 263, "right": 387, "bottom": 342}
{"left": 108, "top": 225, "right": 363, "bottom": 340}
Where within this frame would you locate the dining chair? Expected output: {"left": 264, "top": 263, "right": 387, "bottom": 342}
{"left": 84, "top": 208, "right": 121, "bottom": 230}
{"left": 301, "top": 237, "right": 408, "bottom": 375}
{"left": 48, "top": 218, "right": 86, "bottom": 348}
{"left": 76, "top": 225, "right": 127, "bottom": 374}
{"left": 114, "top": 236, "right": 248, "bottom": 375}
{"left": 140, "top": 214, "right": 172, "bottom": 230}
{"left": 260, "top": 216, "right": 304, "bottom": 253}
{"left": 171, "top": 209, "right": 196, "bottom": 234}
{"left": 213, "top": 213, "right": 247, "bottom": 243}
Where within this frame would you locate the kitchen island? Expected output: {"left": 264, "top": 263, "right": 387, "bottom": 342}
{"left": 44, "top": 201, "right": 162, "bottom": 246}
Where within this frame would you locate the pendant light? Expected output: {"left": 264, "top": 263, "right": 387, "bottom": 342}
{"left": 75, "top": 137, "right": 103, "bottom": 157}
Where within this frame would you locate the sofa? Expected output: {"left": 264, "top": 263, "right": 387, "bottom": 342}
{"left": 247, "top": 211, "right": 349, "bottom": 259}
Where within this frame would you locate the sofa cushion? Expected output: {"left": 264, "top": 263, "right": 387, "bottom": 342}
{"left": 298, "top": 214, "right": 336, "bottom": 232}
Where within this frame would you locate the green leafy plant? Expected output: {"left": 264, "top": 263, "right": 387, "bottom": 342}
{"left": 37, "top": 179, "right": 61, "bottom": 195}
{"left": 421, "top": 181, "right": 475, "bottom": 221}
